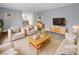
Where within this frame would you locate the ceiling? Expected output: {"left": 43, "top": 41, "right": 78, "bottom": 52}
{"left": 0, "top": 3, "right": 74, "bottom": 13}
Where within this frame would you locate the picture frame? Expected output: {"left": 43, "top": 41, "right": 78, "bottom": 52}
{"left": 4, "top": 13, "right": 13, "bottom": 20}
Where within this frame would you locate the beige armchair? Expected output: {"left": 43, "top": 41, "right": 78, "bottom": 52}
{"left": 8, "top": 27, "right": 25, "bottom": 42}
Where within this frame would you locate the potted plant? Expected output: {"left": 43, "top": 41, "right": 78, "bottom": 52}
{"left": 0, "top": 19, "right": 4, "bottom": 31}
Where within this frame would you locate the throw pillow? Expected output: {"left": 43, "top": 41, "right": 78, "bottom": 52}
{"left": 11, "top": 27, "right": 20, "bottom": 33}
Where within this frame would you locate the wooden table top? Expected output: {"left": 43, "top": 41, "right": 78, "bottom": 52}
{"left": 28, "top": 33, "right": 51, "bottom": 45}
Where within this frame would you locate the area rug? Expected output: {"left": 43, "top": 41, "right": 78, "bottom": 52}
{"left": 13, "top": 31, "right": 64, "bottom": 55}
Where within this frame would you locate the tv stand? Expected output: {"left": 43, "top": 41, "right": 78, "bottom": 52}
{"left": 50, "top": 25, "right": 67, "bottom": 35}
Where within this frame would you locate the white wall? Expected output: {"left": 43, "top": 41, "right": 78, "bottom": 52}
{"left": 22, "top": 12, "right": 34, "bottom": 25}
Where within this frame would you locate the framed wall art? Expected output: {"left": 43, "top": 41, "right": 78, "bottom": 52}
{"left": 4, "top": 13, "right": 13, "bottom": 20}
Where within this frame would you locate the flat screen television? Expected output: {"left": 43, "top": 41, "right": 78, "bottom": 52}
{"left": 53, "top": 18, "right": 66, "bottom": 26}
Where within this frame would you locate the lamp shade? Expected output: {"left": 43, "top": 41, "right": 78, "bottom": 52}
{"left": 73, "top": 25, "right": 79, "bottom": 33}
{"left": 36, "top": 21, "right": 45, "bottom": 30}
{"left": 73, "top": 25, "right": 79, "bottom": 30}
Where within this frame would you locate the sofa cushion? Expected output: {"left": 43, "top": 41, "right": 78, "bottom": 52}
{"left": 12, "top": 32, "right": 25, "bottom": 41}
{"left": 65, "top": 32, "right": 77, "bottom": 45}
{"left": 27, "top": 30, "right": 38, "bottom": 35}
{"left": 25, "top": 25, "right": 34, "bottom": 30}
{"left": 11, "top": 27, "right": 20, "bottom": 33}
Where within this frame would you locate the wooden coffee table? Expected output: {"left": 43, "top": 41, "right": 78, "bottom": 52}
{"left": 28, "top": 33, "right": 51, "bottom": 54}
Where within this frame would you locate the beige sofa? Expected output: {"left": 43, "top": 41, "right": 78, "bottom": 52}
{"left": 0, "top": 42, "right": 18, "bottom": 55}
{"left": 8, "top": 25, "right": 38, "bottom": 42}
{"left": 55, "top": 26, "right": 79, "bottom": 55}
{"left": 55, "top": 39, "right": 77, "bottom": 55}
{"left": 8, "top": 27, "right": 25, "bottom": 42}
{"left": 55, "top": 37, "right": 79, "bottom": 55}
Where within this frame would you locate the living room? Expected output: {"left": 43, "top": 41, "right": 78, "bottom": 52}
{"left": 0, "top": 3, "right": 79, "bottom": 55}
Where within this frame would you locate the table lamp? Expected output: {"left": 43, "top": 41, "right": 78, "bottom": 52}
{"left": 73, "top": 25, "right": 79, "bottom": 33}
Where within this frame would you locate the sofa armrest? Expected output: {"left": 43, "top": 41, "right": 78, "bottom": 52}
{"left": 0, "top": 43, "right": 13, "bottom": 52}
{"left": 8, "top": 29, "right": 12, "bottom": 42}
{"left": 55, "top": 39, "right": 76, "bottom": 55}
{"left": 1, "top": 48, "right": 18, "bottom": 55}
{"left": 76, "top": 37, "right": 79, "bottom": 54}
{"left": 20, "top": 28, "right": 25, "bottom": 34}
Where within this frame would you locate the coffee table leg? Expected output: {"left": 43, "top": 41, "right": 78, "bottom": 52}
{"left": 29, "top": 41, "right": 30, "bottom": 47}
{"left": 49, "top": 37, "right": 51, "bottom": 43}
{"left": 47, "top": 39, "right": 51, "bottom": 43}
{"left": 36, "top": 49, "right": 38, "bottom": 55}
{"left": 36, "top": 45, "right": 39, "bottom": 55}
{"left": 49, "top": 38, "right": 51, "bottom": 43}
